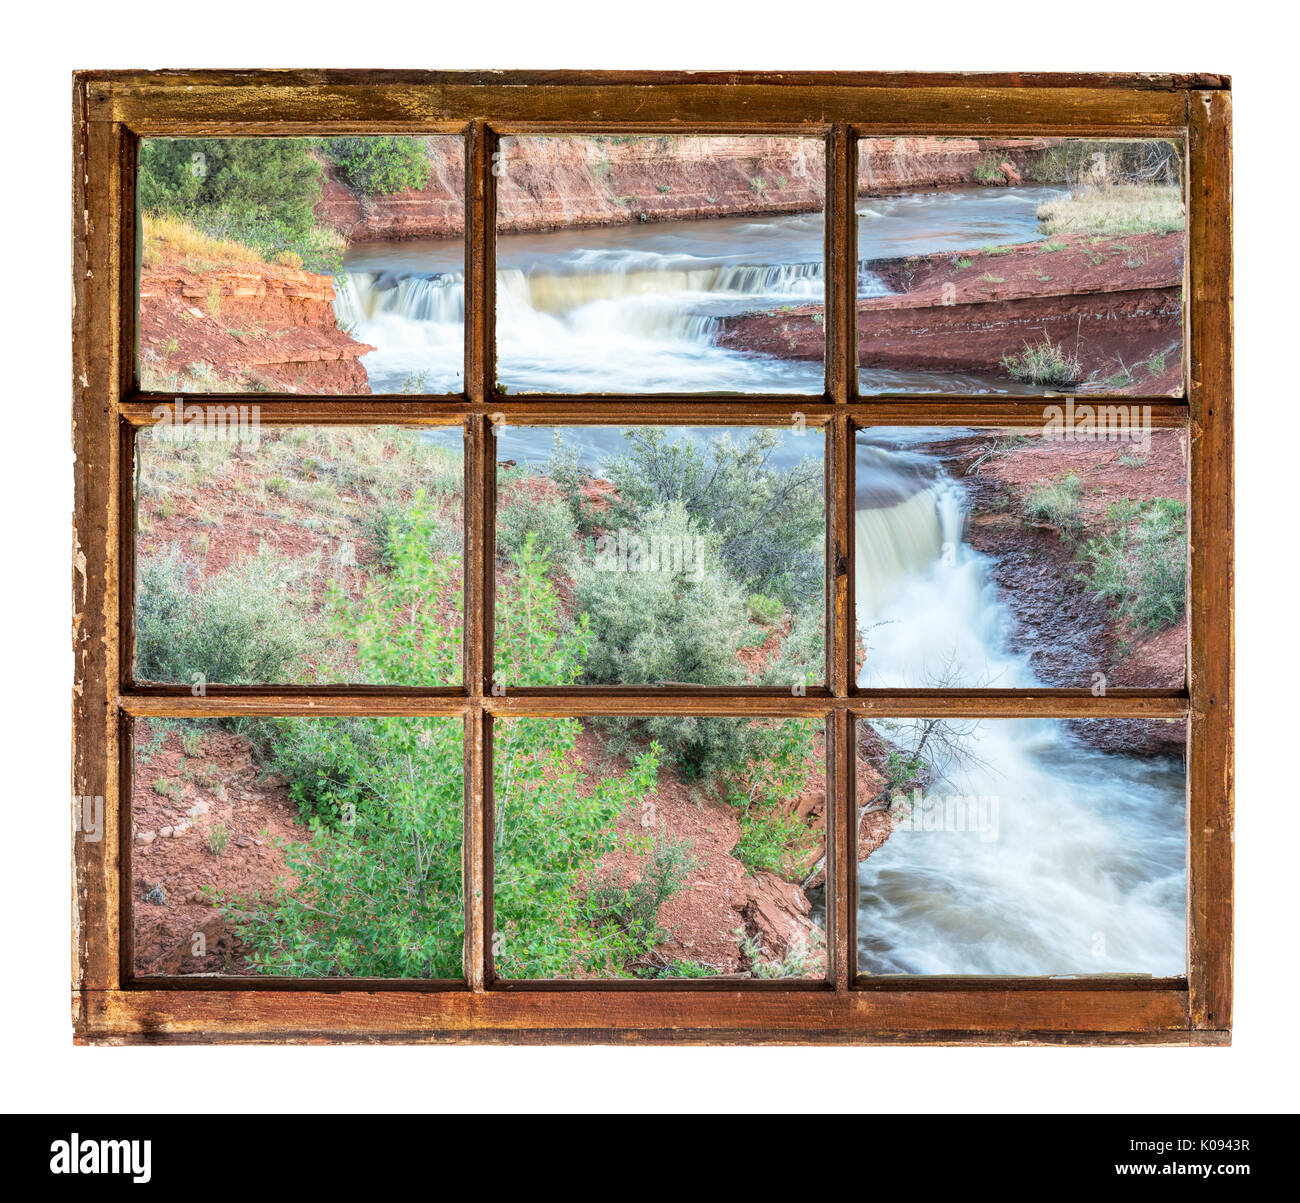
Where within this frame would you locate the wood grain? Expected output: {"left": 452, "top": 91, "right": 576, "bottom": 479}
{"left": 1185, "top": 90, "right": 1234, "bottom": 1032}
{"left": 72, "top": 70, "right": 1231, "bottom": 1045}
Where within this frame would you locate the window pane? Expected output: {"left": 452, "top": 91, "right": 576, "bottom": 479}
{"left": 855, "top": 138, "right": 1184, "bottom": 395}
{"left": 495, "top": 136, "right": 825, "bottom": 393}
{"left": 137, "top": 136, "right": 464, "bottom": 393}
{"left": 856, "top": 716, "right": 1186, "bottom": 977}
{"left": 493, "top": 717, "right": 826, "bottom": 980}
{"left": 132, "top": 716, "right": 464, "bottom": 978}
{"left": 856, "top": 425, "right": 1187, "bottom": 689}
{"left": 135, "top": 423, "right": 463, "bottom": 685}
{"left": 494, "top": 424, "right": 825, "bottom": 688}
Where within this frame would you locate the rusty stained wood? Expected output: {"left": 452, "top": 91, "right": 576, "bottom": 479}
{"left": 79, "top": 984, "right": 1193, "bottom": 1045}
{"left": 82, "top": 72, "right": 1206, "bottom": 134}
{"left": 73, "top": 71, "right": 1230, "bottom": 1045}
{"left": 1185, "top": 90, "right": 1234, "bottom": 1032}
{"left": 117, "top": 397, "right": 1193, "bottom": 427}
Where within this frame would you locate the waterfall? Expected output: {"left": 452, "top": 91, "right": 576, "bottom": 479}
{"left": 853, "top": 435, "right": 1186, "bottom": 977}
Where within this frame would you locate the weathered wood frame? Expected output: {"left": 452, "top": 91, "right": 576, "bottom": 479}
{"left": 72, "top": 70, "right": 1233, "bottom": 1045}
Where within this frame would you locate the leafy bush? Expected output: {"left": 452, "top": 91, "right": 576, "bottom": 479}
{"left": 497, "top": 493, "right": 577, "bottom": 576}
{"left": 1077, "top": 497, "right": 1186, "bottom": 633}
{"left": 581, "top": 832, "right": 695, "bottom": 954}
{"left": 221, "top": 715, "right": 467, "bottom": 977}
{"left": 332, "top": 499, "right": 462, "bottom": 685}
{"left": 322, "top": 137, "right": 431, "bottom": 197}
{"left": 746, "top": 592, "right": 784, "bottom": 624}
{"left": 1021, "top": 473, "right": 1083, "bottom": 539}
{"left": 575, "top": 501, "right": 747, "bottom": 688}
{"left": 135, "top": 547, "right": 315, "bottom": 684}
{"left": 599, "top": 427, "right": 824, "bottom": 611}
{"left": 723, "top": 719, "right": 819, "bottom": 878}
{"left": 225, "top": 510, "right": 659, "bottom": 979}
{"left": 138, "top": 138, "right": 322, "bottom": 231}
{"left": 138, "top": 139, "right": 342, "bottom": 272}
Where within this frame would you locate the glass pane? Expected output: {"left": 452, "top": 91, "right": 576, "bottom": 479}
{"left": 856, "top": 716, "right": 1186, "bottom": 977}
{"left": 855, "top": 138, "right": 1184, "bottom": 395}
{"left": 856, "top": 425, "right": 1187, "bottom": 689}
{"left": 135, "top": 422, "right": 463, "bottom": 685}
{"left": 495, "top": 136, "right": 825, "bottom": 393}
{"left": 494, "top": 424, "right": 825, "bottom": 688}
{"left": 493, "top": 717, "right": 826, "bottom": 980}
{"left": 132, "top": 716, "right": 464, "bottom": 978}
{"left": 137, "top": 136, "right": 464, "bottom": 393}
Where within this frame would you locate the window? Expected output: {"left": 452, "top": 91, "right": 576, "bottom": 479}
{"left": 72, "top": 71, "right": 1232, "bottom": 1045}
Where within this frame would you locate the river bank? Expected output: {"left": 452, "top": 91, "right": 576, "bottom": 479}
{"left": 716, "top": 231, "right": 1183, "bottom": 392}
{"left": 313, "top": 135, "right": 1061, "bottom": 241}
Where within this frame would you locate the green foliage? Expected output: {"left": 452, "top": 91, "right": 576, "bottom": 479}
{"left": 331, "top": 496, "right": 462, "bottom": 685}
{"left": 496, "top": 534, "right": 590, "bottom": 689}
{"left": 138, "top": 138, "right": 340, "bottom": 272}
{"left": 576, "top": 501, "right": 748, "bottom": 688}
{"left": 746, "top": 592, "right": 784, "bottom": 625}
{"left": 1077, "top": 497, "right": 1186, "bottom": 633}
{"left": 220, "top": 715, "right": 466, "bottom": 977}
{"left": 973, "top": 152, "right": 1006, "bottom": 184}
{"left": 581, "top": 832, "right": 695, "bottom": 952}
{"left": 224, "top": 510, "right": 657, "bottom": 978}
{"left": 1001, "top": 335, "right": 1082, "bottom": 386}
{"left": 491, "top": 720, "right": 659, "bottom": 977}
{"left": 601, "top": 427, "right": 824, "bottom": 611}
{"left": 724, "top": 719, "right": 819, "bottom": 877}
{"left": 322, "top": 137, "right": 431, "bottom": 197}
{"left": 135, "top": 547, "right": 315, "bottom": 684}
{"left": 139, "top": 138, "right": 321, "bottom": 229}
{"left": 497, "top": 493, "right": 578, "bottom": 576}
{"left": 1022, "top": 473, "right": 1083, "bottom": 539}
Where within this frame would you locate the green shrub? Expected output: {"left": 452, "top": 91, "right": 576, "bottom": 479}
{"left": 747, "top": 592, "right": 784, "bottom": 625}
{"left": 575, "top": 502, "right": 746, "bottom": 686}
{"left": 1001, "top": 335, "right": 1082, "bottom": 386}
{"left": 1077, "top": 497, "right": 1186, "bottom": 633}
{"left": 724, "top": 719, "right": 819, "bottom": 877}
{"left": 497, "top": 493, "right": 577, "bottom": 576}
{"left": 601, "top": 427, "right": 823, "bottom": 611}
{"left": 224, "top": 509, "right": 658, "bottom": 979}
{"left": 1022, "top": 473, "right": 1083, "bottom": 539}
{"left": 582, "top": 832, "right": 696, "bottom": 950}
{"left": 322, "top": 137, "right": 431, "bottom": 197}
{"left": 332, "top": 499, "right": 462, "bottom": 685}
{"left": 135, "top": 547, "right": 315, "bottom": 684}
{"left": 139, "top": 138, "right": 322, "bottom": 232}
{"left": 138, "top": 138, "right": 341, "bottom": 273}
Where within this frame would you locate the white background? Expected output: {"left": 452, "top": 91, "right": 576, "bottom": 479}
{"left": 1, "top": 1, "right": 1289, "bottom": 1113}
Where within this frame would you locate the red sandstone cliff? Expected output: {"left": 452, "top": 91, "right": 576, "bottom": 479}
{"left": 313, "top": 136, "right": 1060, "bottom": 243}
{"left": 139, "top": 259, "right": 374, "bottom": 393}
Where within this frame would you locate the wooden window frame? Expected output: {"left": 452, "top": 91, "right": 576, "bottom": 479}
{"left": 71, "top": 70, "right": 1233, "bottom": 1046}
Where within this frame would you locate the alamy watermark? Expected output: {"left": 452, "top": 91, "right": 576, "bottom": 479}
{"left": 1042, "top": 398, "right": 1152, "bottom": 452}
{"left": 591, "top": 529, "right": 707, "bottom": 582}
{"left": 150, "top": 402, "right": 261, "bottom": 446}
{"left": 890, "top": 787, "right": 1000, "bottom": 843}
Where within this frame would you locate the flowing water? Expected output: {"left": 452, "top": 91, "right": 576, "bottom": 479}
{"left": 853, "top": 430, "right": 1186, "bottom": 976}
{"left": 337, "top": 186, "right": 1062, "bottom": 394}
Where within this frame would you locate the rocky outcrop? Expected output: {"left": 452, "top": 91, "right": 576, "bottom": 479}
{"left": 313, "top": 136, "right": 1064, "bottom": 242}
{"left": 857, "top": 137, "right": 1053, "bottom": 193}
{"left": 139, "top": 262, "right": 374, "bottom": 392}
{"left": 715, "top": 232, "right": 1184, "bottom": 393}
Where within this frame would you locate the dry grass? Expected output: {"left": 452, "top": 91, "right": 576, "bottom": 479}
{"left": 1037, "top": 184, "right": 1185, "bottom": 238}
{"left": 141, "top": 213, "right": 264, "bottom": 270}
